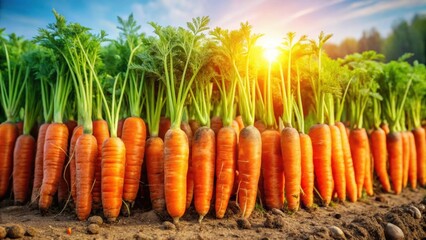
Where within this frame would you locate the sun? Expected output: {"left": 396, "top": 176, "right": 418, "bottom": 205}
{"left": 258, "top": 37, "right": 281, "bottom": 63}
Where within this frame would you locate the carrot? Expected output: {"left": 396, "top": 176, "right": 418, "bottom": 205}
{"left": 254, "top": 120, "right": 266, "bottom": 134}
{"left": 407, "top": 131, "right": 417, "bottom": 189}
{"left": 145, "top": 136, "right": 165, "bottom": 212}
{"left": 336, "top": 122, "right": 357, "bottom": 202}
{"left": 192, "top": 127, "right": 215, "bottom": 222}
{"left": 164, "top": 128, "right": 189, "bottom": 223}
{"left": 117, "top": 118, "right": 125, "bottom": 138}
{"left": 0, "top": 122, "right": 19, "bottom": 199}
{"left": 66, "top": 120, "right": 78, "bottom": 139}
{"left": 215, "top": 126, "right": 237, "bottom": 218}
{"left": 401, "top": 131, "right": 410, "bottom": 188}
{"left": 30, "top": 123, "right": 49, "bottom": 205}
{"left": 237, "top": 126, "right": 261, "bottom": 218}
{"left": 189, "top": 119, "right": 200, "bottom": 134}
{"left": 387, "top": 132, "right": 403, "bottom": 194}
{"left": 211, "top": 116, "right": 223, "bottom": 136}
{"left": 261, "top": 129, "right": 283, "bottom": 210}
{"left": 159, "top": 117, "right": 171, "bottom": 140}
{"left": 57, "top": 164, "right": 70, "bottom": 207}
{"left": 281, "top": 127, "right": 301, "bottom": 211}
{"left": 15, "top": 121, "right": 24, "bottom": 136}
{"left": 329, "top": 125, "right": 346, "bottom": 201}
{"left": 69, "top": 126, "right": 84, "bottom": 203}
{"left": 181, "top": 122, "right": 194, "bottom": 209}
{"left": 92, "top": 119, "right": 110, "bottom": 209}
{"left": 12, "top": 134, "right": 35, "bottom": 204}
{"left": 300, "top": 133, "right": 313, "bottom": 208}
{"left": 39, "top": 122, "right": 69, "bottom": 212}
{"left": 371, "top": 128, "right": 391, "bottom": 192}
{"left": 309, "top": 124, "right": 333, "bottom": 206}
{"left": 381, "top": 123, "right": 390, "bottom": 135}
{"left": 75, "top": 134, "right": 98, "bottom": 220}
{"left": 363, "top": 137, "right": 373, "bottom": 196}
{"left": 412, "top": 127, "right": 426, "bottom": 186}
{"left": 102, "top": 137, "right": 126, "bottom": 222}
{"left": 231, "top": 120, "right": 240, "bottom": 143}
{"left": 235, "top": 115, "right": 244, "bottom": 131}
{"left": 349, "top": 128, "right": 368, "bottom": 198}
{"left": 122, "top": 117, "right": 146, "bottom": 205}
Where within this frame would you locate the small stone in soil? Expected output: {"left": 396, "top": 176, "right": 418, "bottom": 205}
{"left": 417, "top": 204, "right": 425, "bottom": 211}
{"left": 25, "top": 227, "right": 38, "bottom": 237}
{"left": 375, "top": 195, "right": 387, "bottom": 203}
{"left": 334, "top": 213, "right": 342, "bottom": 219}
{"left": 328, "top": 226, "right": 345, "bottom": 239}
{"left": 133, "top": 232, "right": 152, "bottom": 240}
{"left": 236, "top": 218, "right": 251, "bottom": 229}
{"left": 162, "top": 221, "right": 176, "bottom": 230}
{"left": 408, "top": 205, "right": 421, "bottom": 219}
{"left": 271, "top": 208, "right": 286, "bottom": 217}
{"left": 385, "top": 223, "right": 404, "bottom": 240}
{"left": 88, "top": 215, "right": 103, "bottom": 225}
{"left": 87, "top": 224, "right": 100, "bottom": 234}
{"left": 7, "top": 225, "right": 25, "bottom": 239}
{"left": 0, "top": 226, "right": 6, "bottom": 239}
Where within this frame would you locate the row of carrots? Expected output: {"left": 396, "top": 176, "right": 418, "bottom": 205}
{"left": 1, "top": 12, "right": 426, "bottom": 224}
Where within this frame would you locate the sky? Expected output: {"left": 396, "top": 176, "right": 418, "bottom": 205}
{"left": 1, "top": 0, "right": 426, "bottom": 45}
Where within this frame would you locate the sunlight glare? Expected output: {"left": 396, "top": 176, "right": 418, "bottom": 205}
{"left": 258, "top": 37, "right": 281, "bottom": 63}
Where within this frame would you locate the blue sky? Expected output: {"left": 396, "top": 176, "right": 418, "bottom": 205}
{"left": 1, "top": 0, "right": 426, "bottom": 44}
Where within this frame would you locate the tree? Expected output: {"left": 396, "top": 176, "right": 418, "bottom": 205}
{"left": 358, "top": 28, "right": 383, "bottom": 53}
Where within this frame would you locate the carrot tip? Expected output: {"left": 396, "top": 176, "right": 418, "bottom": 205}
{"left": 198, "top": 215, "right": 204, "bottom": 223}
{"left": 173, "top": 218, "right": 180, "bottom": 224}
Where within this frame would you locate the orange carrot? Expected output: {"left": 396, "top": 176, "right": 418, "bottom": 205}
{"left": 15, "top": 121, "right": 24, "bottom": 136}
{"left": 235, "top": 115, "right": 244, "bottom": 131}
{"left": 39, "top": 123, "right": 69, "bottom": 212}
{"left": 363, "top": 137, "right": 373, "bottom": 196}
{"left": 215, "top": 126, "right": 237, "bottom": 218}
{"left": 261, "top": 129, "right": 283, "bottom": 210}
{"left": 309, "top": 124, "right": 333, "bottom": 206}
{"left": 231, "top": 120, "right": 240, "bottom": 143}
{"left": 336, "top": 122, "right": 357, "bottom": 202}
{"left": 254, "top": 120, "right": 267, "bottom": 134}
{"left": 102, "top": 137, "right": 126, "bottom": 222}
{"left": 145, "top": 136, "right": 165, "bottom": 212}
{"left": 349, "top": 128, "right": 368, "bottom": 198}
{"left": 407, "top": 131, "right": 417, "bottom": 189}
{"left": 159, "top": 117, "right": 171, "bottom": 140}
{"left": 75, "top": 134, "right": 98, "bottom": 220}
{"left": 281, "top": 127, "right": 301, "bottom": 211}
{"left": 31, "top": 123, "right": 49, "bottom": 206}
{"left": 412, "top": 127, "right": 425, "bottom": 186}
{"left": 66, "top": 120, "right": 78, "bottom": 139}
{"left": 189, "top": 119, "right": 200, "bottom": 134}
{"left": 69, "top": 126, "right": 83, "bottom": 203}
{"left": 387, "top": 132, "right": 403, "bottom": 194}
{"left": 92, "top": 119, "right": 109, "bottom": 209}
{"left": 381, "top": 123, "right": 390, "bottom": 135}
{"left": 329, "top": 125, "right": 346, "bottom": 201}
{"left": 117, "top": 118, "right": 125, "bottom": 138}
{"left": 401, "top": 131, "right": 410, "bottom": 188}
{"left": 371, "top": 128, "right": 390, "bottom": 192}
{"left": 211, "top": 116, "right": 223, "bottom": 136}
{"left": 57, "top": 164, "right": 70, "bottom": 207}
{"left": 192, "top": 127, "right": 215, "bottom": 222}
{"left": 164, "top": 128, "right": 189, "bottom": 223}
{"left": 300, "top": 133, "right": 313, "bottom": 208}
{"left": 181, "top": 122, "right": 194, "bottom": 209}
{"left": 12, "top": 134, "right": 36, "bottom": 204}
{"left": 0, "top": 122, "right": 18, "bottom": 199}
{"left": 237, "top": 126, "right": 261, "bottom": 218}
{"left": 122, "top": 117, "right": 146, "bottom": 205}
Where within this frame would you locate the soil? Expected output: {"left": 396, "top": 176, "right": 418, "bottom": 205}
{"left": 0, "top": 188, "right": 426, "bottom": 240}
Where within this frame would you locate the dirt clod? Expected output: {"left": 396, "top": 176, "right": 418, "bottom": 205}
{"left": 271, "top": 208, "right": 286, "bottom": 217}
{"left": 334, "top": 213, "right": 342, "bottom": 219}
{"left": 133, "top": 232, "right": 152, "bottom": 240}
{"left": 417, "top": 204, "right": 425, "bottom": 211}
{"left": 162, "top": 221, "right": 176, "bottom": 230}
{"left": 7, "top": 225, "right": 25, "bottom": 239}
{"left": 385, "top": 223, "right": 404, "bottom": 240}
{"left": 140, "top": 210, "right": 161, "bottom": 224}
{"left": 328, "top": 226, "right": 345, "bottom": 239}
{"left": 375, "top": 195, "right": 387, "bottom": 203}
{"left": 88, "top": 215, "right": 103, "bottom": 225}
{"left": 25, "top": 226, "right": 38, "bottom": 237}
{"left": 0, "top": 226, "right": 6, "bottom": 239}
{"left": 87, "top": 224, "right": 100, "bottom": 234}
{"left": 236, "top": 218, "right": 251, "bottom": 229}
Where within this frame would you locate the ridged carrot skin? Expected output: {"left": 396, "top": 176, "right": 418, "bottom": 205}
{"left": 164, "top": 128, "right": 189, "bottom": 223}
{"left": 30, "top": 123, "right": 49, "bottom": 205}
{"left": 300, "top": 133, "right": 313, "bottom": 208}
{"left": 39, "top": 123, "right": 69, "bottom": 212}
{"left": 401, "top": 131, "right": 410, "bottom": 188}
{"left": 387, "top": 132, "right": 403, "bottom": 194}
{"left": 364, "top": 138, "right": 373, "bottom": 196}
{"left": 371, "top": 128, "right": 390, "bottom": 192}
{"left": 329, "top": 125, "right": 346, "bottom": 201}
{"left": 211, "top": 116, "right": 223, "bottom": 136}
{"left": 261, "top": 129, "right": 283, "bottom": 210}
{"left": 237, "top": 126, "right": 261, "bottom": 219}
{"left": 215, "top": 126, "right": 237, "bottom": 219}
{"left": 181, "top": 122, "right": 194, "bottom": 209}
{"left": 349, "top": 128, "right": 368, "bottom": 198}
{"left": 407, "top": 131, "right": 417, "bottom": 189}
{"left": 75, "top": 134, "right": 98, "bottom": 221}
{"left": 336, "top": 122, "right": 357, "bottom": 202}
{"left": 192, "top": 127, "right": 215, "bottom": 221}
{"left": 281, "top": 127, "right": 301, "bottom": 211}
{"left": 309, "top": 124, "right": 333, "bottom": 206}
{"left": 0, "top": 122, "right": 18, "bottom": 199}
{"left": 102, "top": 137, "right": 126, "bottom": 222}
{"left": 69, "top": 126, "right": 84, "bottom": 203}
{"left": 413, "top": 127, "right": 426, "bottom": 186}
{"left": 122, "top": 117, "right": 146, "bottom": 204}
{"left": 145, "top": 136, "right": 165, "bottom": 212}
{"left": 13, "top": 134, "right": 36, "bottom": 204}
{"left": 92, "top": 120, "right": 109, "bottom": 208}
